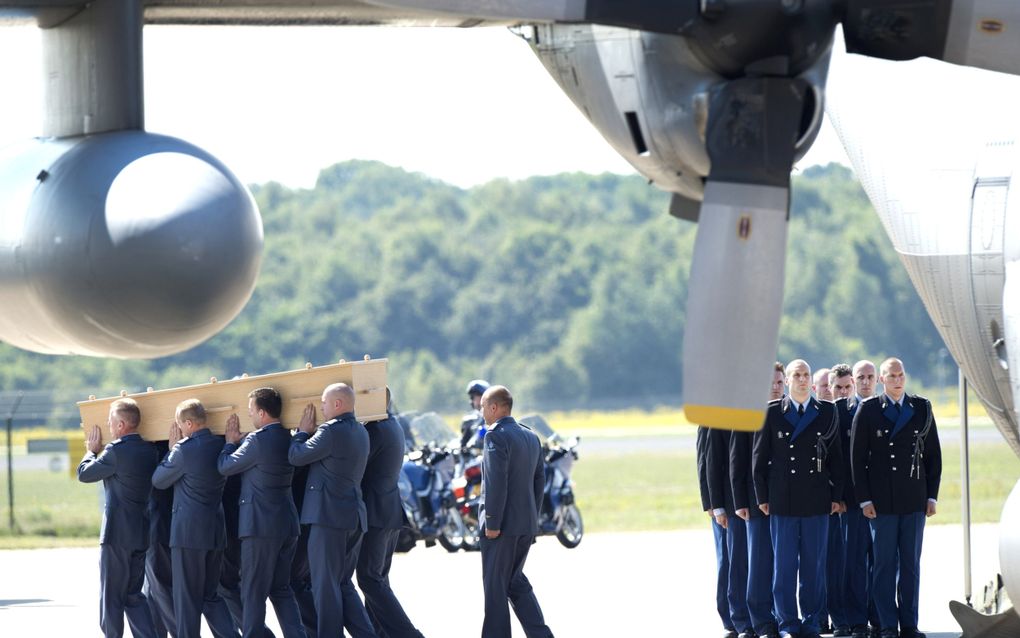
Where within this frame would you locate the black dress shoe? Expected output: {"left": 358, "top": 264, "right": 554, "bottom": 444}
{"left": 850, "top": 631, "right": 868, "bottom": 638}
{"left": 879, "top": 630, "right": 898, "bottom": 638}
{"left": 900, "top": 631, "right": 926, "bottom": 638}
{"left": 737, "top": 632, "right": 757, "bottom": 638}
{"left": 833, "top": 628, "right": 852, "bottom": 637}
{"left": 724, "top": 630, "right": 738, "bottom": 638}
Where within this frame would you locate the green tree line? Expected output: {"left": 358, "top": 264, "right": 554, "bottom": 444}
{"left": 0, "top": 161, "right": 946, "bottom": 416}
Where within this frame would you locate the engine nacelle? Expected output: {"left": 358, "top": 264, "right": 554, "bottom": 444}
{"left": 525, "top": 24, "right": 831, "bottom": 203}
{"left": 0, "top": 130, "right": 263, "bottom": 358}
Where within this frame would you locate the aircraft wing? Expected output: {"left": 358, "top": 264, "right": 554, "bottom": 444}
{"left": 2, "top": 0, "right": 692, "bottom": 31}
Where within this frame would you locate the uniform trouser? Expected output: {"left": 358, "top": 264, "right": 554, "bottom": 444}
{"left": 307, "top": 525, "right": 377, "bottom": 638}
{"left": 870, "top": 512, "right": 925, "bottom": 632}
{"left": 356, "top": 527, "right": 426, "bottom": 638}
{"left": 100, "top": 543, "right": 158, "bottom": 638}
{"left": 746, "top": 516, "right": 776, "bottom": 635}
{"left": 843, "top": 507, "right": 872, "bottom": 629}
{"left": 221, "top": 535, "right": 277, "bottom": 638}
{"left": 145, "top": 540, "right": 176, "bottom": 638}
{"left": 771, "top": 514, "right": 828, "bottom": 636}
{"left": 290, "top": 524, "right": 317, "bottom": 638}
{"left": 241, "top": 536, "right": 307, "bottom": 638}
{"left": 826, "top": 512, "right": 848, "bottom": 629}
{"left": 171, "top": 546, "right": 239, "bottom": 638}
{"left": 724, "top": 514, "right": 752, "bottom": 633}
{"left": 479, "top": 534, "right": 553, "bottom": 638}
{"left": 712, "top": 517, "right": 733, "bottom": 630}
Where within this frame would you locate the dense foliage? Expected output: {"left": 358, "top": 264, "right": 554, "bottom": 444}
{"left": 0, "top": 161, "right": 946, "bottom": 416}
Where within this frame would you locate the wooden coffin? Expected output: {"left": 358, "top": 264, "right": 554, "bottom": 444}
{"left": 77, "top": 358, "right": 387, "bottom": 444}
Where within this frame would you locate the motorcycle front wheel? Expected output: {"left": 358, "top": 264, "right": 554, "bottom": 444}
{"left": 556, "top": 504, "right": 583, "bottom": 549}
{"left": 462, "top": 515, "right": 481, "bottom": 552}
{"left": 437, "top": 508, "right": 468, "bottom": 553}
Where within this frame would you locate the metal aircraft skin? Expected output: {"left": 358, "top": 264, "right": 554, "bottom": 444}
{"left": 3, "top": 0, "right": 1020, "bottom": 631}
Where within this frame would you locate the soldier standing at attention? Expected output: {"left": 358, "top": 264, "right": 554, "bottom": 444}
{"left": 79, "top": 398, "right": 161, "bottom": 638}
{"left": 851, "top": 358, "right": 941, "bottom": 638}
{"left": 852, "top": 359, "right": 882, "bottom": 638}
{"left": 828, "top": 363, "right": 857, "bottom": 638}
{"left": 698, "top": 420, "right": 734, "bottom": 638}
{"left": 706, "top": 414, "right": 752, "bottom": 638}
{"left": 754, "top": 360, "right": 843, "bottom": 638}
{"left": 816, "top": 364, "right": 846, "bottom": 636}
{"left": 730, "top": 363, "right": 785, "bottom": 638}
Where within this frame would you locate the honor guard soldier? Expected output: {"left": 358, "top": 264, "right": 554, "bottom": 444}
{"left": 218, "top": 388, "right": 306, "bottom": 638}
{"left": 706, "top": 421, "right": 752, "bottom": 638}
{"left": 78, "top": 398, "right": 161, "bottom": 638}
{"left": 753, "top": 360, "right": 843, "bottom": 638}
{"left": 478, "top": 385, "right": 554, "bottom": 638}
{"left": 289, "top": 383, "right": 378, "bottom": 638}
{"left": 356, "top": 388, "right": 427, "bottom": 638}
{"left": 828, "top": 364, "right": 857, "bottom": 638}
{"left": 813, "top": 368, "right": 833, "bottom": 402}
{"left": 851, "top": 358, "right": 942, "bottom": 638}
{"left": 851, "top": 360, "right": 882, "bottom": 638}
{"left": 698, "top": 422, "right": 735, "bottom": 638}
{"left": 816, "top": 365, "right": 847, "bottom": 636}
{"left": 151, "top": 399, "right": 239, "bottom": 638}
{"left": 730, "top": 363, "right": 785, "bottom": 638}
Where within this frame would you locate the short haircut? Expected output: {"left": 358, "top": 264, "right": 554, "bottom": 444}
{"left": 853, "top": 360, "right": 875, "bottom": 375}
{"left": 111, "top": 398, "right": 141, "bottom": 429}
{"left": 249, "top": 387, "right": 282, "bottom": 419}
{"left": 324, "top": 383, "right": 356, "bottom": 408}
{"left": 830, "top": 363, "right": 852, "bottom": 379}
{"left": 774, "top": 361, "right": 784, "bottom": 372}
{"left": 482, "top": 385, "right": 513, "bottom": 412}
{"left": 785, "top": 359, "right": 810, "bottom": 376}
{"left": 880, "top": 357, "right": 903, "bottom": 375}
{"left": 176, "top": 398, "right": 207, "bottom": 425}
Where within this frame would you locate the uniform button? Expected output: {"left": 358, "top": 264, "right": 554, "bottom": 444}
{"left": 789, "top": 444, "right": 794, "bottom": 449}
{"left": 889, "top": 442, "right": 894, "bottom": 447}
{"left": 890, "top": 454, "right": 895, "bottom": 458}
{"left": 791, "top": 456, "right": 795, "bottom": 461}
{"left": 892, "top": 467, "right": 897, "bottom": 471}
{"left": 791, "top": 469, "right": 796, "bottom": 474}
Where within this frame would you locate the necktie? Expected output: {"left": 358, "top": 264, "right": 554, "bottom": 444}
{"left": 797, "top": 404, "right": 804, "bottom": 417}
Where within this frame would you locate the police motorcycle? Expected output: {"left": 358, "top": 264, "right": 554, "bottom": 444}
{"left": 458, "top": 414, "right": 584, "bottom": 549}
{"left": 449, "top": 448, "right": 483, "bottom": 551}
{"left": 394, "top": 412, "right": 469, "bottom": 553}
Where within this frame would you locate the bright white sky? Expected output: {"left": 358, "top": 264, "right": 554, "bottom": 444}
{"left": 0, "top": 24, "right": 854, "bottom": 189}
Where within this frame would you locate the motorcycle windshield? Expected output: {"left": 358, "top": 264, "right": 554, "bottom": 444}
{"left": 519, "top": 414, "right": 559, "bottom": 444}
{"left": 408, "top": 412, "right": 457, "bottom": 448}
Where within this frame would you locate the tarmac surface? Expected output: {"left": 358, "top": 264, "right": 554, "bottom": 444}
{"left": 0, "top": 523, "right": 1006, "bottom": 637}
